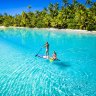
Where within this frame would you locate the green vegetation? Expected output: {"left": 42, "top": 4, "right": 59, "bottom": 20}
{"left": 0, "top": 0, "right": 96, "bottom": 31}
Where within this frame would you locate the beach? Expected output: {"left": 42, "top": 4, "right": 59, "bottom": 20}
{"left": 0, "top": 26, "right": 96, "bottom": 34}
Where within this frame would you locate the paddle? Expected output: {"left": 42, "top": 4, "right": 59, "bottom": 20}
{"left": 35, "top": 47, "right": 43, "bottom": 57}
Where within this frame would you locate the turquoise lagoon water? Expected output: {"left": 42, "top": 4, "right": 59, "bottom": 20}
{"left": 0, "top": 28, "right": 96, "bottom": 96}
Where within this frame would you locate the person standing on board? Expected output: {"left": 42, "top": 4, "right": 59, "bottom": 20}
{"left": 44, "top": 42, "right": 49, "bottom": 57}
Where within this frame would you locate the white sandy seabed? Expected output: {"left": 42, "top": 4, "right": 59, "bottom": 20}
{"left": 0, "top": 26, "right": 96, "bottom": 34}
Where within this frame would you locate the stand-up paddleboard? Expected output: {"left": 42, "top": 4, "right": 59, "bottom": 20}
{"left": 37, "top": 55, "right": 49, "bottom": 59}
{"left": 36, "top": 54, "right": 60, "bottom": 62}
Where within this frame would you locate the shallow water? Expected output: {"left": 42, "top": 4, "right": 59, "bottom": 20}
{"left": 0, "top": 28, "right": 96, "bottom": 96}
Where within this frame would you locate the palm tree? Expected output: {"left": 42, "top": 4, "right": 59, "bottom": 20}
{"left": 62, "top": 0, "right": 68, "bottom": 7}
{"left": 48, "top": 3, "right": 54, "bottom": 17}
{"left": 54, "top": 3, "right": 59, "bottom": 16}
{"left": 85, "top": 0, "right": 92, "bottom": 7}
{"left": 35, "top": 10, "right": 40, "bottom": 18}
{"left": 72, "top": 0, "right": 78, "bottom": 7}
{"left": 27, "top": 5, "right": 31, "bottom": 12}
{"left": 42, "top": 8, "right": 48, "bottom": 15}
{"left": 20, "top": 11, "right": 28, "bottom": 26}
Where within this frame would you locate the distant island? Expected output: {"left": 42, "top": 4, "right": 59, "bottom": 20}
{"left": 0, "top": 0, "right": 96, "bottom": 31}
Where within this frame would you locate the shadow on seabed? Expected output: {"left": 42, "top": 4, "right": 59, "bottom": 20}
{"left": 52, "top": 61, "right": 71, "bottom": 69}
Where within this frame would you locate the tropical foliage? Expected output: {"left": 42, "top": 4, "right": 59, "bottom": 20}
{"left": 0, "top": 0, "right": 96, "bottom": 31}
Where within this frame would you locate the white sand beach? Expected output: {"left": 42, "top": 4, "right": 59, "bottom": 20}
{"left": 0, "top": 26, "right": 96, "bottom": 34}
{"left": 0, "top": 26, "right": 6, "bottom": 28}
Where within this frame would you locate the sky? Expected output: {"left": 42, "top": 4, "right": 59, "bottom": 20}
{"left": 0, "top": 0, "right": 95, "bottom": 15}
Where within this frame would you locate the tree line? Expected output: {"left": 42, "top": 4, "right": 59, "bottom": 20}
{"left": 0, "top": 0, "right": 96, "bottom": 31}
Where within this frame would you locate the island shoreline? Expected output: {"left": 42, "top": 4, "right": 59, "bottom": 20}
{"left": 0, "top": 26, "right": 96, "bottom": 34}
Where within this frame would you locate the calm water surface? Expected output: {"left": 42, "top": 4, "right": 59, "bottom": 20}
{"left": 0, "top": 28, "right": 96, "bottom": 96}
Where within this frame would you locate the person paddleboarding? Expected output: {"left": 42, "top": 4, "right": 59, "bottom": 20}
{"left": 44, "top": 42, "right": 49, "bottom": 57}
